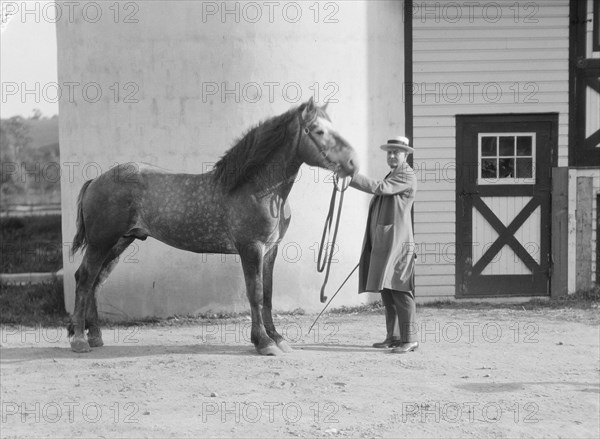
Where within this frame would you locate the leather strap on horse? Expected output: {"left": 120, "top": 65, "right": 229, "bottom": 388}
{"left": 317, "top": 175, "right": 350, "bottom": 303}
{"left": 301, "top": 118, "right": 338, "bottom": 170}
{"left": 298, "top": 111, "right": 353, "bottom": 304}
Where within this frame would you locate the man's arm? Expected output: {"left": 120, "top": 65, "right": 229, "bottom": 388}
{"left": 349, "top": 167, "right": 416, "bottom": 196}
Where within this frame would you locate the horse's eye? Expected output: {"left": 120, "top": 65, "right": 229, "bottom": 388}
{"left": 316, "top": 130, "right": 325, "bottom": 136}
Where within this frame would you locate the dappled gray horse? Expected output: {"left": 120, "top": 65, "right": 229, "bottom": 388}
{"left": 68, "top": 98, "right": 358, "bottom": 355}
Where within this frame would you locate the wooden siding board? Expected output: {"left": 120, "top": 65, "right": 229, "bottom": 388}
{"left": 413, "top": 49, "right": 572, "bottom": 63}
{"left": 413, "top": 149, "right": 457, "bottom": 159}
{"left": 416, "top": 181, "right": 458, "bottom": 192}
{"left": 413, "top": 201, "right": 455, "bottom": 212}
{"left": 415, "top": 61, "right": 567, "bottom": 73}
{"left": 412, "top": 72, "right": 567, "bottom": 83}
{"left": 416, "top": 265, "right": 456, "bottom": 276}
{"left": 414, "top": 286, "right": 455, "bottom": 296}
{"left": 414, "top": 30, "right": 568, "bottom": 41}
{"left": 413, "top": 39, "right": 568, "bottom": 51}
{"left": 413, "top": 275, "right": 456, "bottom": 286}
{"left": 414, "top": 104, "right": 569, "bottom": 117}
{"left": 414, "top": 215, "right": 455, "bottom": 224}
{"left": 415, "top": 223, "right": 456, "bottom": 234}
{"left": 416, "top": 192, "right": 455, "bottom": 203}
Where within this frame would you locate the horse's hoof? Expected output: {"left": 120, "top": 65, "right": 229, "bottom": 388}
{"left": 71, "top": 338, "right": 91, "bottom": 353}
{"left": 87, "top": 336, "right": 104, "bottom": 348}
{"left": 277, "top": 340, "right": 293, "bottom": 353}
{"left": 257, "top": 344, "right": 282, "bottom": 356}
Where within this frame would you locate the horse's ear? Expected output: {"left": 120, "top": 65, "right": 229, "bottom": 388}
{"left": 301, "top": 96, "right": 316, "bottom": 121}
{"left": 321, "top": 100, "right": 329, "bottom": 112}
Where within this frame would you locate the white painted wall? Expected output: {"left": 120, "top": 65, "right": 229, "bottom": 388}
{"left": 57, "top": 1, "right": 405, "bottom": 318}
{"left": 411, "top": 0, "right": 570, "bottom": 298}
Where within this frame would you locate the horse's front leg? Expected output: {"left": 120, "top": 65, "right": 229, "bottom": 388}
{"left": 262, "top": 245, "right": 293, "bottom": 353}
{"left": 239, "top": 242, "right": 282, "bottom": 356}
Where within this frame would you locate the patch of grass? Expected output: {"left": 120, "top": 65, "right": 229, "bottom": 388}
{"left": 3, "top": 279, "right": 597, "bottom": 329}
{"left": 0, "top": 278, "right": 68, "bottom": 326}
{"left": 0, "top": 215, "right": 63, "bottom": 273}
{"left": 98, "top": 307, "right": 309, "bottom": 329}
{"left": 328, "top": 301, "right": 384, "bottom": 315}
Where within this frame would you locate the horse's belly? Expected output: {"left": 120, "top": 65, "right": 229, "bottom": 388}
{"left": 156, "top": 235, "right": 237, "bottom": 254}
{"left": 142, "top": 211, "right": 236, "bottom": 254}
{"left": 135, "top": 175, "right": 237, "bottom": 253}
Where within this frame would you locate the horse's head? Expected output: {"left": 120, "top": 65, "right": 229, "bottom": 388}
{"left": 297, "top": 97, "right": 359, "bottom": 178}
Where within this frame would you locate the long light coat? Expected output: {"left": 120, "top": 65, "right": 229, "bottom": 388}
{"left": 350, "top": 162, "right": 417, "bottom": 293}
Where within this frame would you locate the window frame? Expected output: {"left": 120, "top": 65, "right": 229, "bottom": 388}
{"left": 477, "top": 132, "right": 536, "bottom": 185}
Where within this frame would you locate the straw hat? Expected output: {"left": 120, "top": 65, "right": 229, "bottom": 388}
{"left": 380, "top": 136, "right": 414, "bottom": 154}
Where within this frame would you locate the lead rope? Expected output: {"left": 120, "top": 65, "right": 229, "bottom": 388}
{"left": 317, "top": 175, "right": 351, "bottom": 303}
{"left": 310, "top": 175, "right": 361, "bottom": 334}
{"left": 309, "top": 261, "right": 359, "bottom": 335}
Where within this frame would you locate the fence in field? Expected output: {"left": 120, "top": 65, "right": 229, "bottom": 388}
{"left": 0, "top": 203, "right": 62, "bottom": 218}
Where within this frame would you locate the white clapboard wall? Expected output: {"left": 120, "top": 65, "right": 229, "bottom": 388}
{"left": 412, "top": 0, "right": 570, "bottom": 297}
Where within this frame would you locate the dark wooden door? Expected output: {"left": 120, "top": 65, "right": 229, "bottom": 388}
{"left": 456, "top": 114, "right": 558, "bottom": 297}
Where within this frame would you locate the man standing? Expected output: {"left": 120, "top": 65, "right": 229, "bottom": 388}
{"left": 350, "top": 136, "right": 418, "bottom": 354}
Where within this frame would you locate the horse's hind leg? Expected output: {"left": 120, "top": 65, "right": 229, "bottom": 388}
{"left": 70, "top": 245, "right": 110, "bottom": 353}
{"left": 262, "top": 245, "right": 292, "bottom": 353}
{"left": 239, "top": 243, "right": 282, "bottom": 356}
{"left": 86, "top": 237, "right": 135, "bottom": 348}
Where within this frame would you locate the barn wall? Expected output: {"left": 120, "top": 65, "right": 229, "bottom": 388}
{"left": 57, "top": 1, "right": 405, "bottom": 318}
{"left": 567, "top": 0, "right": 600, "bottom": 291}
{"left": 411, "top": 0, "right": 570, "bottom": 298}
{"left": 586, "top": 0, "right": 600, "bottom": 142}
{"left": 583, "top": 0, "right": 600, "bottom": 286}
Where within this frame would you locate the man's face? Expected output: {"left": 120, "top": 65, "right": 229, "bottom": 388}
{"left": 387, "top": 149, "right": 407, "bottom": 169}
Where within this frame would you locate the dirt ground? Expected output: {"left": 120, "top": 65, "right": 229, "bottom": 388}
{"left": 1, "top": 306, "right": 599, "bottom": 438}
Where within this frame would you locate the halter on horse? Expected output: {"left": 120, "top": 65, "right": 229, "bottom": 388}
{"left": 68, "top": 97, "right": 358, "bottom": 356}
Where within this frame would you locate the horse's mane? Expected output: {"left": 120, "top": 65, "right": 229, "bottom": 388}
{"left": 213, "top": 103, "right": 305, "bottom": 193}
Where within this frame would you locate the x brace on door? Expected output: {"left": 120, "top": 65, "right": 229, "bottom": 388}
{"left": 471, "top": 196, "right": 540, "bottom": 276}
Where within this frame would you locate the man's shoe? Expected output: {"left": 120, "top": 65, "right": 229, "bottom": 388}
{"left": 390, "top": 341, "right": 419, "bottom": 353}
{"left": 372, "top": 339, "right": 402, "bottom": 348}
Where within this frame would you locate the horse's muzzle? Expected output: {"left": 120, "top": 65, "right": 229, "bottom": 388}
{"left": 338, "top": 155, "right": 359, "bottom": 178}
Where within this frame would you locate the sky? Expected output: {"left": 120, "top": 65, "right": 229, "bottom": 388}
{"left": 1, "top": 1, "right": 58, "bottom": 118}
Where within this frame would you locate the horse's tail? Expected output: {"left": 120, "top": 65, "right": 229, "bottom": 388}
{"left": 71, "top": 179, "right": 93, "bottom": 256}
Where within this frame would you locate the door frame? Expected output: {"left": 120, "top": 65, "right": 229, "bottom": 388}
{"left": 455, "top": 113, "right": 558, "bottom": 298}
